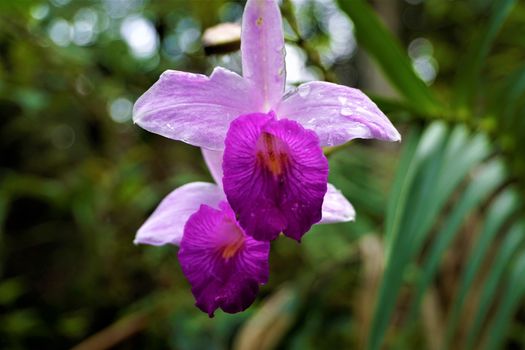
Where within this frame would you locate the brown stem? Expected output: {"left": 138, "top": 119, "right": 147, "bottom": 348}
{"left": 71, "top": 312, "right": 150, "bottom": 350}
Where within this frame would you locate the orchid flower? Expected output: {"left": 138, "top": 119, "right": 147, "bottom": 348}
{"left": 134, "top": 150, "right": 355, "bottom": 316}
{"left": 133, "top": 0, "right": 400, "bottom": 242}
{"left": 135, "top": 181, "right": 270, "bottom": 317}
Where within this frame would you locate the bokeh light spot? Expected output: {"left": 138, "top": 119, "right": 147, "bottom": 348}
{"left": 109, "top": 97, "right": 133, "bottom": 123}
{"left": 120, "top": 15, "right": 159, "bottom": 59}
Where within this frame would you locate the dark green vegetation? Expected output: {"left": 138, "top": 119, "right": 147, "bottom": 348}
{"left": 1, "top": 0, "right": 524, "bottom": 349}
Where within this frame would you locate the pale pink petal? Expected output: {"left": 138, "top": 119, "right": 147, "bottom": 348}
{"left": 276, "top": 81, "right": 401, "bottom": 146}
{"left": 320, "top": 183, "right": 356, "bottom": 224}
{"left": 133, "top": 67, "right": 258, "bottom": 150}
{"left": 134, "top": 182, "right": 225, "bottom": 246}
{"left": 202, "top": 149, "right": 224, "bottom": 187}
{"left": 241, "top": 0, "right": 286, "bottom": 111}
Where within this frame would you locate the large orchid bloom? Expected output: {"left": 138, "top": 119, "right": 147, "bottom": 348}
{"left": 134, "top": 150, "right": 355, "bottom": 316}
{"left": 133, "top": 0, "right": 400, "bottom": 241}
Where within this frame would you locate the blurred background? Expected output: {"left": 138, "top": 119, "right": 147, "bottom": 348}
{"left": 1, "top": 0, "right": 525, "bottom": 349}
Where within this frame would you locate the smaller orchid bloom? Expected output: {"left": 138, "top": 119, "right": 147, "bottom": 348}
{"left": 135, "top": 182, "right": 270, "bottom": 317}
{"left": 133, "top": 0, "right": 399, "bottom": 242}
{"left": 135, "top": 150, "right": 355, "bottom": 316}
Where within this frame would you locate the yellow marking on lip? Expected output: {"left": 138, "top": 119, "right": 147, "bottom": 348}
{"left": 219, "top": 218, "right": 246, "bottom": 260}
{"left": 257, "top": 132, "right": 288, "bottom": 176}
{"left": 221, "top": 236, "right": 245, "bottom": 259}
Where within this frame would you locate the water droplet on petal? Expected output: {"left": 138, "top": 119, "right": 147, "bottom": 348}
{"left": 298, "top": 84, "right": 310, "bottom": 98}
{"left": 356, "top": 106, "right": 368, "bottom": 114}
{"left": 338, "top": 96, "right": 347, "bottom": 105}
{"left": 340, "top": 107, "right": 353, "bottom": 116}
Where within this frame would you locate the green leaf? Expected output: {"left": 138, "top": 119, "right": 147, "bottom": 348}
{"left": 407, "top": 159, "right": 506, "bottom": 323}
{"left": 444, "top": 189, "right": 520, "bottom": 347}
{"left": 336, "top": 0, "right": 441, "bottom": 116}
{"left": 482, "top": 251, "right": 525, "bottom": 350}
{"left": 410, "top": 126, "right": 490, "bottom": 252}
{"left": 371, "top": 123, "right": 450, "bottom": 350}
{"left": 500, "top": 64, "right": 525, "bottom": 128}
{"left": 465, "top": 220, "right": 525, "bottom": 350}
{"left": 453, "top": 0, "right": 517, "bottom": 113}
{"left": 370, "top": 123, "right": 492, "bottom": 350}
{"left": 384, "top": 127, "right": 423, "bottom": 254}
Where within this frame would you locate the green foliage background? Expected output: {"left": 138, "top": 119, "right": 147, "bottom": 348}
{"left": 1, "top": 0, "right": 524, "bottom": 349}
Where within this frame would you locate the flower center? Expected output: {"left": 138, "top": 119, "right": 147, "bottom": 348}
{"left": 256, "top": 132, "right": 289, "bottom": 176}
{"left": 219, "top": 217, "right": 246, "bottom": 260}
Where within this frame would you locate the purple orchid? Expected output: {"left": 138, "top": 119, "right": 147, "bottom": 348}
{"left": 134, "top": 0, "right": 399, "bottom": 242}
{"left": 135, "top": 181, "right": 270, "bottom": 317}
{"left": 134, "top": 150, "right": 355, "bottom": 316}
